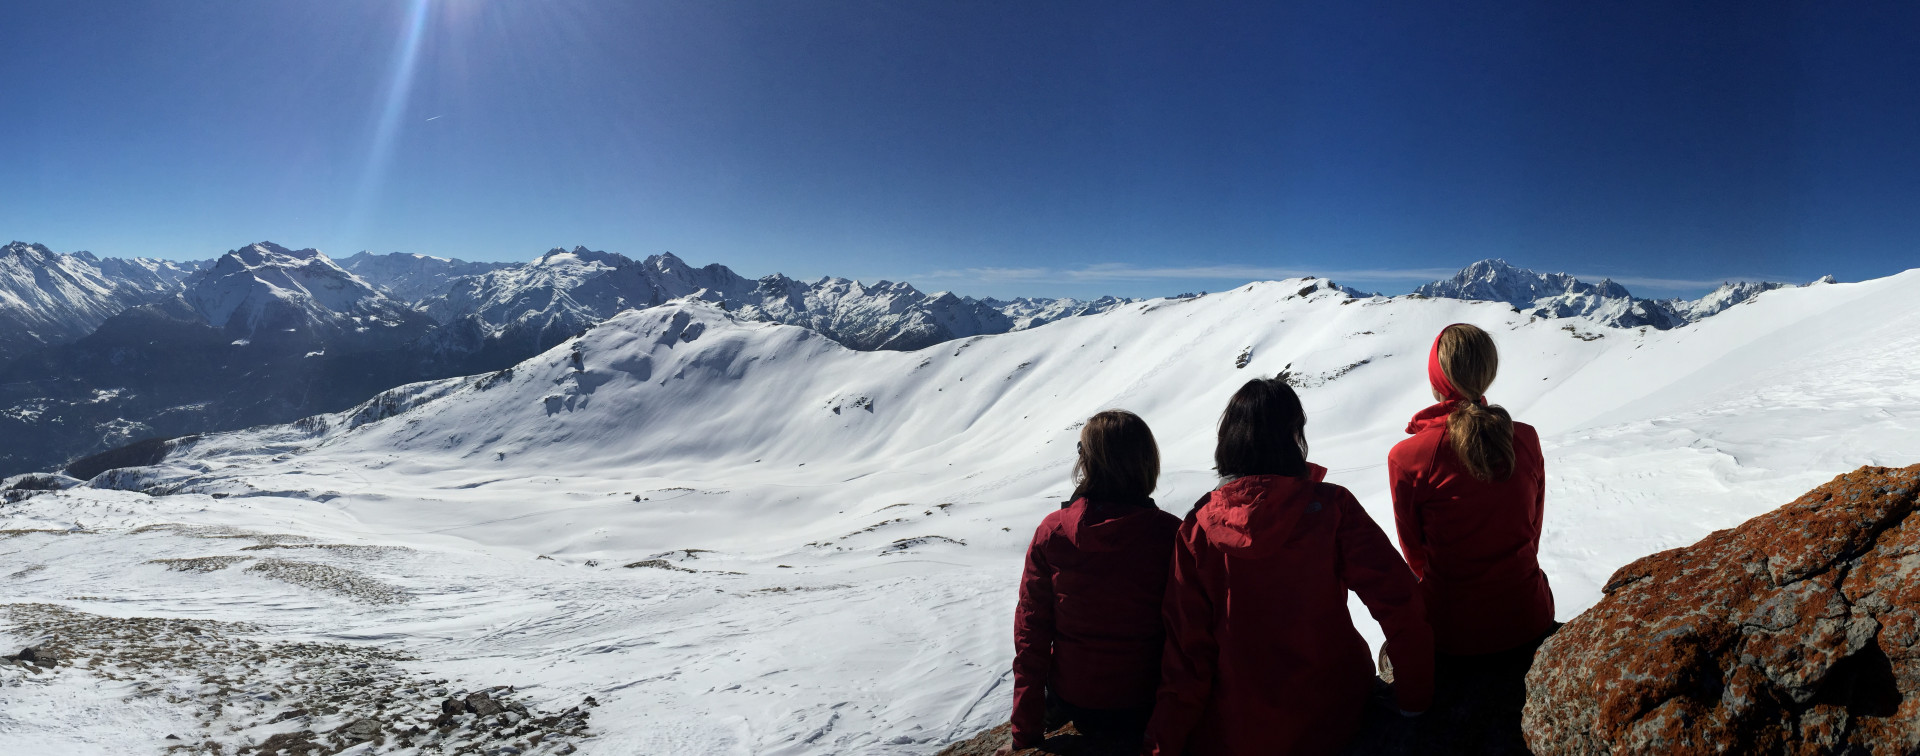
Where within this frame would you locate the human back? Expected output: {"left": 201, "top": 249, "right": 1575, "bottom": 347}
{"left": 1389, "top": 323, "right": 1554, "bottom": 656}
{"left": 1147, "top": 378, "right": 1433, "bottom": 756}
{"left": 1006, "top": 410, "right": 1179, "bottom": 753}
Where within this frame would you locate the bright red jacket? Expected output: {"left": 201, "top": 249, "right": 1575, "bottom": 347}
{"left": 1145, "top": 469, "right": 1435, "bottom": 756}
{"left": 1011, "top": 496, "right": 1182, "bottom": 748}
{"left": 1389, "top": 401, "right": 1555, "bottom": 655}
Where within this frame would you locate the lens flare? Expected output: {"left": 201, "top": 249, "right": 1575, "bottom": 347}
{"left": 342, "top": 0, "right": 433, "bottom": 247}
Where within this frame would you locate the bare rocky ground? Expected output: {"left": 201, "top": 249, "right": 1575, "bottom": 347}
{"left": 1, "top": 603, "right": 594, "bottom": 755}
{"left": 1, "top": 518, "right": 602, "bottom": 755}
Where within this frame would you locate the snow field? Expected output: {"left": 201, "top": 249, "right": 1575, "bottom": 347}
{"left": 2, "top": 269, "right": 1917, "bottom": 753}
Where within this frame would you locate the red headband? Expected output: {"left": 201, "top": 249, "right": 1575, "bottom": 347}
{"left": 1428, "top": 324, "right": 1473, "bottom": 404}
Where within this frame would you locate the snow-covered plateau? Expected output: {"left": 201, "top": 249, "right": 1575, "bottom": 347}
{"left": 3, "top": 268, "right": 1918, "bottom": 754}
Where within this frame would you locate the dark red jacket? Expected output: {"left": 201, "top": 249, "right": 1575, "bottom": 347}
{"left": 1011, "top": 496, "right": 1182, "bottom": 747}
{"left": 1389, "top": 402, "right": 1555, "bottom": 655}
{"left": 1145, "top": 469, "right": 1435, "bottom": 756}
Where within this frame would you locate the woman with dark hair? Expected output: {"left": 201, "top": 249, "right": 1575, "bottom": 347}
{"left": 1385, "top": 324, "right": 1554, "bottom": 742}
{"left": 1146, "top": 378, "right": 1433, "bottom": 756}
{"left": 1002, "top": 410, "right": 1180, "bottom": 754}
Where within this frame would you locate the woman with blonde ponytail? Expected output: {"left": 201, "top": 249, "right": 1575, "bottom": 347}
{"left": 1386, "top": 324, "right": 1554, "bottom": 739}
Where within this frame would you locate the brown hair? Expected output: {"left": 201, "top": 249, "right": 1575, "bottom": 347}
{"left": 1214, "top": 377, "right": 1309, "bottom": 479}
{"left": 1436, "top": 324, "right": 1516, "bottom": 482}
{"left": 1072, "top": 410, "right": 1160, "bottom": 503}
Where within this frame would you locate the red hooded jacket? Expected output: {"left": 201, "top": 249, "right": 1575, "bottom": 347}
{"left": 1144, "top": 467, "right": 1435, "bottom": 756}
{"left": 1389, "top": 402, "right": 1554, "bottom": 655}
{"left": 1011, "top": 496, "right": 1182, "bottom": 748}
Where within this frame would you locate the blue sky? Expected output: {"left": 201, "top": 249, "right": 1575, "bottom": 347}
{"left": 2, "top": 2, "right": 1915, "bottom": 299}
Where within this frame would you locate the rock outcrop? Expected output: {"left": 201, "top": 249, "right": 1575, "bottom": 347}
{"left": 1523, "top": 464, "right": 1920, "bottom": 754}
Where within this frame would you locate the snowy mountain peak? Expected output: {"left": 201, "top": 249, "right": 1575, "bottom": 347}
{"left": 1415, "top": 259, "right": 1829, "bottom": 331}
{"left": 3, "top": 240, "right": 57, "bottom": 259}
{"left": 538, "top": 245, "right": 632, "bottom": 268}
{"left": 186, "top": 242, "right": 410, "bottom": 333}
{"left": 1416, "top": 259, "right": 1680, "bottom": 329}
{"left": 1414, "top": 258, "right": 1584, "bottom": 307}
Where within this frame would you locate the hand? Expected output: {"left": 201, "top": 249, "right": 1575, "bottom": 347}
{"left": 993, "top": 744, "right": 1015, "bottom": 756}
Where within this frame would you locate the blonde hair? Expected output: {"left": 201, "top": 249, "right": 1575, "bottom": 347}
{"left": 1437, "top": 324, "right": 1516, "bottom": 482}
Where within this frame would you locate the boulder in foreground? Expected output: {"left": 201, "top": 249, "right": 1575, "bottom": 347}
{"left": 1523, "top": 464, "right": 1920, "bottom": 754}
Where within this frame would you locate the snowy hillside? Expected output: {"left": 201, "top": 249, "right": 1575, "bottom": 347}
{"left": 0, "top": 241, "right": 203, "bottom": 359}
{"left": 4, "top": 266, "right": 1915, "bottom": 754}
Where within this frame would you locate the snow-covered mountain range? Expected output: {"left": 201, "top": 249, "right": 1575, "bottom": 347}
{"left": 0, "top": 242, "right": 1133, "bottom": 476}
{"left": 339, "top": 251, "right": 514, "bottom": 303}
{"left": 1412, "top": 258, "right": 1828, "bottom": 329}
{"left": 0, "top": 241, "right": 204, "bottom": 359}
{"left": 0, "top": 240, "right": 1826, "bottom": 479}
{"left": 4, "top": 265, "right": 1912, "bottom": 753}
{"left": 402, "top": 246, "right": 1134, "bottom": 354}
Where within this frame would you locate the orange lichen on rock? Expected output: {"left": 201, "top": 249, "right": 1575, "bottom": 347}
{"left": 1523, "top": 464, "right": 1920, "bottom": 755}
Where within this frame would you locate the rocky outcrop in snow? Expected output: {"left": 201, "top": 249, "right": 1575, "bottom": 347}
{"left": 1523, "top": 464, "right": 1920, "bottom": 754}
{"left": 0, "top": 241, "right": 204, "bottom": 359}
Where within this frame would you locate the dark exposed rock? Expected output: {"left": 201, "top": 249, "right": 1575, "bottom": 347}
{"left": 248, "top": 729, "right": 320, "bottom": 755}
{"left": 466, "top": 690, "right": 505, "bottom": 717}
{"left": 333, "top": 717, "right": 381, "bottom": 743}
{"left": 1522, "top": 464, "right": 1920, "bottom": 754}
{"left": 936, "top": 722, "right": 1135, "bottom": 756}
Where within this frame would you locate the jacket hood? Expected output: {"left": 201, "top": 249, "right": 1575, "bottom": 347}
{"left": 1196, "top": 463, "right": 1328, "bottom": 558}
{"left": 1061, "top": 497, "right": 1165, "bottom": 553}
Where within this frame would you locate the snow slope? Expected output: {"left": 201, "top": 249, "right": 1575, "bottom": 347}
{"left": 4, "top": 268, "right": 1918, "bottom": 754}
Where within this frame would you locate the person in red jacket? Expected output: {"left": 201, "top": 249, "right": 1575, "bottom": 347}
{"left": 1003, "top": 410, "right": 1181, "bottom": 754}
{"left": 1389, "top": 323, "right": 1555, "bottom": 657}
{"left": 1145, "top": 377, "right": 1434, "bottom": 756}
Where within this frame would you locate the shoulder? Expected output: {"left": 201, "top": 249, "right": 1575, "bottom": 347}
{"left": 1029, "top": 505, "right": 1076, "bottom": 544}
{"left": 1316, "top": 482, "right": 1363, "bottom": 512}
{"left": 1390, "top": 426, "right": 1444, "bottom": 467}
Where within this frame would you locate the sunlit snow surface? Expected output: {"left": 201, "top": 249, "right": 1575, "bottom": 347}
{"left": 4, "top": 272, "right": 1918, "bottom": 754}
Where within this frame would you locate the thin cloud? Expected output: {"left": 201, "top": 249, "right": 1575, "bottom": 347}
{"left": 917, "top": 263, "right": 1459, "bottom": 285}
{"left": 1573, "top": 273, "right": 1804, "bottom": 291}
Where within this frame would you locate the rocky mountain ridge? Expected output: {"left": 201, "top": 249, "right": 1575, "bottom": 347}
{"left": 1413, "top": 259, "right": 1820, "bottom": 330}
{"left": 0, "top": 241, "right": 205, "bottom": 359}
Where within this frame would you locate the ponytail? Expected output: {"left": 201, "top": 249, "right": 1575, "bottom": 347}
{"left": 1435, "top": 324, "right": 1517, "bottom": 482}
{"left": 1447, "top": 400, "right": 1515, "bottom": 482}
